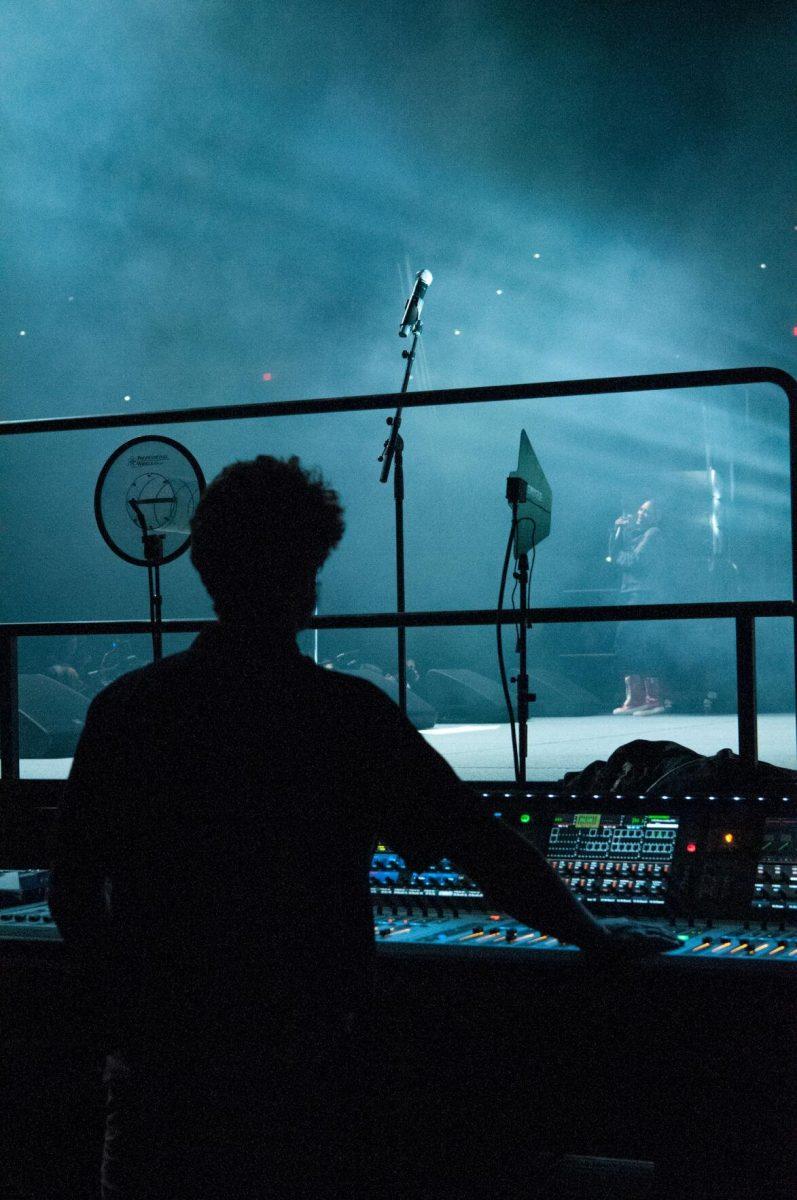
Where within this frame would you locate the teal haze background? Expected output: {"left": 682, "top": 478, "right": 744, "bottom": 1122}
{"left": 1, "top": 0, "right": 794, "bottom": 707}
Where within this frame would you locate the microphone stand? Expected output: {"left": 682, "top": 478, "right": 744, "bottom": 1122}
{"left": 378, "top": 327, "right": 421, "bottom": 718}
{"left": 129, "top": 500, "right": 165, "bottom": 663}
{"left": 506, "top": 480, "right": 536, "bottom": 785}
{"left": 514, "top": 543, "right": 534, "bottom": 785}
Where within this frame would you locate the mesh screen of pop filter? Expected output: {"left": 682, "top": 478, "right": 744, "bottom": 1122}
{"left": 94, "top": 436, "right": 205, "bottom": 566}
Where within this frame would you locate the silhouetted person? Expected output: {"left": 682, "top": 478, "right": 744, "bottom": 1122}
{"left": 50, "top": 456, "right": 675, "bottom": 1200}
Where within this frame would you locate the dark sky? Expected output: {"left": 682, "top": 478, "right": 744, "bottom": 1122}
{"left": 1, "top": 0, "right": 794, "bottom": 667}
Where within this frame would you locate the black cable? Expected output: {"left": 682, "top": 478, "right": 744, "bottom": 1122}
{"left": 497, "top": 515, "right": 520, "bottom": 781}
{"left": 517, "top": 517, "right": 537, "bottom": 580}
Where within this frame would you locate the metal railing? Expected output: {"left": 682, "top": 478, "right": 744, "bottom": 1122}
{"left": 1, "top": 366, "right": 795, "bottom": 782}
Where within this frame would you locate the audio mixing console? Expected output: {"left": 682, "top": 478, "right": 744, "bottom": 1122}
{"left": 1, "top": 783, "right": 792, "bottom": 1200}
{"left": 370, "top": 788, "right": 797, "bottom": 967}
{"left": 1, "top": 788, "right": 795, "bottom": 963}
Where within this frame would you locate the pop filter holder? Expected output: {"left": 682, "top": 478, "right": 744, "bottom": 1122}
{"left": 500, "top": 430, "right": 552, "bottom": 783}
{"left": 94, "top": 435, "right": 205, "bottom": 662}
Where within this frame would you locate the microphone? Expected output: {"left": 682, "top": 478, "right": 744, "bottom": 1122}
{"left": 399, "top": 268, "right": 433, "bottom": 337}
{"left": 607, "top": 515, "right": 631, "bottom": 562}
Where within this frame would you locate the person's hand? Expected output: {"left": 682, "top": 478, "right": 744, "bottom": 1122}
{"left": 581, "top": 917, "right": 679, "bottom": 957}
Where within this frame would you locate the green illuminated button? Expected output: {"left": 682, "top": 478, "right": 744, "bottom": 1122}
{"left": 520, "top": 814, "right": 531, "bottom": 824}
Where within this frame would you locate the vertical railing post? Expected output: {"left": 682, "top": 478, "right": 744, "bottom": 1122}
{"left": 0, "top": 634, "right": 20, "bottom": 781}
{"left": 790, "top": 387, "right": 797, "bottom": 762}
{"left": 735, "top": 614, "right": 757, "bottom": 765}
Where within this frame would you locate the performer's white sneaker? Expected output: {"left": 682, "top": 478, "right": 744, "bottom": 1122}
{"left": 632, "top": 678, "right": 668, "bottom": 715}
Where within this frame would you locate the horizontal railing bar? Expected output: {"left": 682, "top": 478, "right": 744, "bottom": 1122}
{"left": 0, "top": 600, "right": 791, "bottom": 639}
{"left": 0, "top": 367, "right": 793, "bottom": 437}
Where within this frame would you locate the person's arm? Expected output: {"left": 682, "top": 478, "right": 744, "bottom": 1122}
{"left": 366, "top": 685, "right": 679, "bottom": 953}
{"left": 442, "top": 807, "right": 609, "bottom": 949}
{"left": 615, "top": 526, "right": 661, "bottom": 568}
{"left": 367, "top": 691, "right": 605, "bottom": 948}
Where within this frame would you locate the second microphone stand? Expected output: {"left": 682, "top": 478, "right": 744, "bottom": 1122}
{"left": 378, "top": 328, "right": 421, "bottom": 717}
{"left": 506, "top": 479, "right": 536, "bottom": 785}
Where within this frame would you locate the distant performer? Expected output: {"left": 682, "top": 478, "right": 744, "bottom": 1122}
{"left": 611, "top": 499, "right": 671, "bottom": 715}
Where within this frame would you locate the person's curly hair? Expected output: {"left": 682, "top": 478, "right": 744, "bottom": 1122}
{"left": 190, "top": 455, "right": 344, "bottom": 627}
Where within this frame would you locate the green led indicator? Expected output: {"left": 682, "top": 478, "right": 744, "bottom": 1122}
{"left": 677, "top": 934, "right": 689, "bottom": 942}
{"left": 520, "top": 813, "right": 531, "bottom": 824}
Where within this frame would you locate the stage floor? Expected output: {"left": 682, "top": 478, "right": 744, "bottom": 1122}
{"left": 13, "top": 711, "right": 797, "bottom": 782}
{"left": 421, "top": 711, "right": 797, "bottom": 780}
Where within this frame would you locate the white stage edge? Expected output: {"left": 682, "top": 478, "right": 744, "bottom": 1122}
{"left": 10, "top": 711, "right": 797, "bottom": 781}
{"left": 421, "top": 712, "right": 797, "bottom": 780}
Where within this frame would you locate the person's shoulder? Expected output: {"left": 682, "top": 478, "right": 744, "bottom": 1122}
{"left": 302, "top": 659, "right": 404, "bottom": 716}
{"left": 86, "top": 647, "right": 196, "bottom": 717}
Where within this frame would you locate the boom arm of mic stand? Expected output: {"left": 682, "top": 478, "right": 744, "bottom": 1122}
{"left": 375, "top": 326, "right": 422, "bottom": 719}
{"left": 378, "top": 326, "right": 419, "bottom": 484}
{"left": 379, "top": 407, "right": 403, "bottom": 485}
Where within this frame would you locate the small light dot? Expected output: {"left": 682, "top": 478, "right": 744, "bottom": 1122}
{"left": 496, "top": 289, "right": 503, "bottom": 295}
{"left": 123, "top": 395, "right": 131, "bottom": 402}
{"left": 760, "top": 262, "right": 767, "bottom": 269}
{"left": 532, "top": 252, "right": 541, "bottom": 259}
{"left": 261, "top": 372, "right": 272, "bottom": 381}
{"left": 19, "top": 330, "right": 26, "bottom": 336}
{"left": 67, "top": 295, "right": 75, "bottom": 302}
{"left": 453, "top": 329, "right": 461, "bottom": 336}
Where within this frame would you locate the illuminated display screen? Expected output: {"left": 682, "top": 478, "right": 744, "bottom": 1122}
{"left": 545, "top": 813, "right": 679, "bottom": 906}
{"left": 370, "top": 845, "right": 483, "bottom": 899}
{"left": 754, "top": 818, "right": 797, "bottom": 918}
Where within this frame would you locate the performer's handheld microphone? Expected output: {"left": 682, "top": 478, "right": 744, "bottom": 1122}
{"left": 399, "top": 269, "right": 433, "bottom": 337}
{"left": 614, "top": 514, "right": 633, "bottom": 539}
{"left": 607, "top": 514, "right": 632, "bottom": 562}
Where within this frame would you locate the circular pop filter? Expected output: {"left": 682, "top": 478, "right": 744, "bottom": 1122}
{"left": 95, "top": 436, "right": 206, "bottom": 566}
